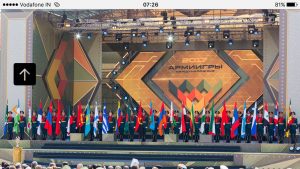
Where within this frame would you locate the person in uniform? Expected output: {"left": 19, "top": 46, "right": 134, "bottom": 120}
{"left": 118, "top": 111, "right": 126, "bottom": 141}
{"left": 173, "top": 111, "right": 180, "bottom": 134}
{"left": 141, "top": 111, "right": 148, "bottom": 142}
{"left": 277, "top": 111, "right": 286, "bottom": 144}
{"left": 108, "top": 111, "right": 115, "bottom": 134}
{"left": 236, "top": 111, "right": 243, "bottom": 143}
{"left": 151, "top": 110, "right": 159, "bottom": 142}
{"left": 267, "top": 112, "right": 275, "bottom": 143}
{"left": 204, "top": 111, "right": 210, "bottom": 135}
{"left": 7, "top": 111, "right": 14, "bottom": 140}
{"left": 129, "top": 111, "right": 136, "bottom": 141}
{"left": 80, "top": 111, "right": 86, "bottom": 133}
{"left": 164, "top": 111, "right": 171, "bottom": 135}
{"left": 289, "top": 112, "right": 298, "bottom": 144}
{"left": 184, "top": 111, "right": 191, "bottom": 142}
{"left": 89, "top": 111, "right": 95, "bottom": 141}
{"left": 194, "top": 111, "right": 201, "bottom": 142}
{"left": 60, "top": 110, "right": 68, "bottom": 141}
{"left": 98, "top": 111, "right": 103, "bottom": 141}
{"left": 256, "top": 111, "right": 264, "bottom": 143}
{"left": 70, "top": 111, "right": 77, "bottom": 133}
{"left": 214, "top": 111, "right": 221, "bottom": 143}
{"left": 245, "top": 111, "right": 253, "bottom": 143}
{"left": 31, "top": 111, "right": 38, "bottom": 140}
{"left": 19, "top": 111, "right": 26, "bottom": 140}
{"left": 225, "top": 111, "right": 232, "bottom": 143}
{"left": 52, "top": 110, "right": 57, "bottom": 140}
{"left": 41, "top": 111, "right": 47, "bottom": 140}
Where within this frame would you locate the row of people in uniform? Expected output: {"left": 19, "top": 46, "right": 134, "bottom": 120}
{"left": 5, "top": 109, "right": 299, "bottom": 144}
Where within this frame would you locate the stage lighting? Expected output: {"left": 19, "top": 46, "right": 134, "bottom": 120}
{"left": 228, "top": 39, "right": 233, "bottom": 46}
{"left": 159, "top": 27, "right": 164, "bottom": 33}
{"left": 123, "top": 42, "right": 130, "bottom": 50}
{"left": 248, "top": 25, "right": 256, "bottom": 34}
{"left": 167, "top": 35, "right": 174, "bottom": 42}
{"left": 116, "top": 33, "right": 122, "bottom": 41}
{"left": 141, "top": 32, "right": 147, "bottom": 38}
{"left": 134, "top": 107, "right": 137, "bottom": 111}
{"left": 185, "top": 38, "right": 190, "bottom": 46}
{"left": 290, "top": 146, "right": 294, "bottom": 151}
{"left": 215, "top": 25, "right": 220, "bottom": 32}
{"left": 166, "top": 42, "right": 173, "bottom": 49}
{"left": 223, "top": 30, "right": 230, "bottom": 39}
{"left": 195, "top": 31, "right": 201, "bottom": 37}
{"left": 102, "top": 29, "right": 108, "bottom": 36}
{"left": 142, "top": 40, "right": 148, "bottom": 47}
{"left": 161, "top": 11, "right": 168, "bottom": 23}
{"left": 113, "top": 85, "right": 118, "bottom": 90}
{"left": 267, "top": 13, "right": 277, "bottom": 24}
{"left": 187, "top": 27, "right": 194, "bottom": 36}
{"left": 252, "top": 40, "right": 259, "bottom": 47}
{"left": 112, "top": 71, "right": 117, "bottom": 75}
{"left": 254, "top": 28, "right": 259, "bottom": 35}
{"left": 208, "top": 41, "right": 215, "bottom": 48}
{"left": 124, "top": 96, "right": 128, "bottom": 100}
{"left": 170, "top": 16, "right": 176, "bottom": 25}
{"left": 87, "top": 33, "right": 92, "bottom": 39}
{"left": 75, "top": 33, "right": 81, "bottom": 39}
{"left": 121, "top": 60, "right": 126, "bottom": 65}
{"left": 296, "top": 147, "right": 300, "bottom": 151}
{"left": 131, "top": 29, "right": 138, "bottom": 37}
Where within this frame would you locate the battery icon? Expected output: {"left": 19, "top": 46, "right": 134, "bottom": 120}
{"left": 286, "top": 2, "right": 297, "bottom": 7}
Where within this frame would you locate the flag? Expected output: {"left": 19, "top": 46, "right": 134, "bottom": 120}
{"left": 84, "top": 104, "right": 91, "bottom": 136}
{"left": 13, "top": 99, "right": 21, "bottom": 133}
{"left": 93, "top": 102, "right": 99, "bottom": 137}
{"left": 3, "top": 101, "right": 8, "bottom": 136}
{"left": 37, "top": 101, "right": 43, "bottom": 135}
{"left": 124, "top": 105, "right": 130, "bottom": 133}
{"left": 67, "top": 105, "right": 71, "bottom": 136}
{"left": 149, "top": 101, "right": 155, "bottom": 131}
{"left": 116, "top": 101, "right": 121, "bottom": 134}
{"left": 208, "top": 101, "right": 215, "bottom": 135}
{"left": 274, "top": 100, "right": 279, "bottom": 133}
{"left": 263, "top": 103, "right": 269, "bottom": 134}
{"left": 286, "top": 99, "right": 292, "bottom": 137}
{"left": 190, "top": 103, "right": 195, "bottom": 135}
{"left": 180, "top": 102, "right": 186, "bottom": 134}
{"left": 27, "top": 101, "right": 32, "bottom": 133}
{"left": 241, "top": 102, "right": 247, "bottom": 138}
{"left": 251, "top": 102, "right": 257, "bottom": 136}
{"left": 45, "top": 101, "right": 53, "bottom": 136}
{"left": 230, "top": 102, "right": 240, "bottom": 139}
{"left": 200, "top": 102, "right": 206, "bottom": 134}
{"left": 220, "top": 102, "right": 227, "bottom": 136}
{"left": 55, "top": 100, "right": 61, "bottom": 135}
{"left": 102, "top": 103, "right": 109, "bottom": 134}
{"left": 135, "top": 102, "right": 143, "bottom": 132}
{"left": 77, "top": 102, "right": 83, "bottom": 129}
{"left": 158, "top": 102, "right": 167, "bottom": 136}
{"left": 170, "top": 101, "right": 176, "bottom": 128}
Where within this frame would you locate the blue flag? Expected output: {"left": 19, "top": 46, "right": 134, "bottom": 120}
{"left": 241, "top": 102, "right": 247, "bottom": 138}
{"left": 84, "top": 104, "right": 91, "bottom": 136}
{"left": 102, "top": 103, "right": 109, "bottom": 134}
{"left": 149, "top": 101, "right": 155, "bottom": 131}
{"left": 251, "top": 102, "right": 257, "bottom": 136}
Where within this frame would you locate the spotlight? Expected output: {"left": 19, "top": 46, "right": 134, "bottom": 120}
{"left": 195, "top": 31, "right": 201, "bottom": 37}
{"left": 115, "top": 33, "right": 122, "bottom": 41}
{"left": 167, "top": 32, "right": 174, "bottom": 42}
{"left": 215, "top": 25, "right": 220, "bottom": 32}
{"left": 123, "top": 42, "right": 130, "bottom": 50}
{"left": 159, "top": 27, "right": 164, "bottom": 33}
{"left": 296, "top": 147, "right": 300, "bottom": 151}
{"left": 113, "top": 85, "right": 118, "bottom": 90}
{"left": 87, "top": 33, "right": 92, "bottom": 39}
{"left": 75, "top": 33, "right": 81, "bottom": 39}
{"left": 290, "top": 146, "right": 294, "bottom": 151}
{"left": 208, "top": 41, "right": 215, "bottom": 48}
{"left": 102, "top": 29, "right": 108, "bottom": 36}
{"left": 223, "top": 30, "right": 230, "bottom": 39}
{"left": 267, "top": 13, "right": 277, "bottom": 24}
{"left": 170, "top": 16, "right": 176, "bottom": 25}
{"left": 187, "top": 27, "right": 194, "bottom": 36}
{"left": 112, "top": 71, "right": 117, "bottom": 75}
{"left": 141, "top": 32, "right": 147, "bottom": 38}
{"left": 142, "top": 40, "right": 148, "bottom": 47}
{"left": 121, "top": 60, "right": 126, "bottom": 65}
{"left": 254, "top": 28, "right": 259, "bottom": 35}
{"left": 124, "top": 96, "right": 128, "bottom": 100}
{"left": 134, "top": 107, "right": 137, "bottom": 111}
{"left": 161, "top": 11, "right": 168, "bottom": 23}
{"left": 248, "top": 25, "right": 256, "bottom": 34}
{"left": 228, "top": 39, "right": 233, "bottom": 46}
{"left": 131, "top": 29, "right": 138, "bottom": 37}
{"left": 185, "top": 38, "right": 190, "bottom": 46}
{"left": 75, "top": 18, "right": 80, "bottom": 23}
{"left": 166, "top": 42, "right": 173, "bottom": 49}
{"left": 252, "top": 40, "right": 259, "bottom": 47}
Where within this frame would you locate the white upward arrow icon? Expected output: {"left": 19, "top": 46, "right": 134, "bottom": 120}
{"left": 19, "top": 68, "right": 30, "bottom": 81}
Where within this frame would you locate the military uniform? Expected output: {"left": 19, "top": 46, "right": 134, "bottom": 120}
{"left": 245, "top": 115, "right": 252, "bottom": 143}
{"left": 194, "top": 114, "right": 201, "bottom": 142}
{"left": 225, "top": 116, "right": 232, "bottom": 143}
{"left": 164, "top": 115, "right": 171, "bottom": 134}
{"left": 140, "top": 115, "right": 148, "bottom": 142}
{"left": 60, "top": 115, "right": 68, "bottom": 140}
{"left": 173, "top": 114, "right": 180, "bottom": 134}
{"left": 277, "top": 115, "right": 286, "bottom": 143}
{"left": 70, "top": 114, "right": 77, "bottom": 133}
{"left": 7, "top": 116, "right": 14, "bottom": 140}
{"left": 289, "top": 117, "right": 298, "bottom": 144}
{"left": 108, "top": 115, "right": 115, "bottom": 133}
{"left": 204, "top": 115, "right": 210, "bottom": 135}
{"left": 118, "top": 115, "right": 126, "bottom": 141}
{"left": 98, "top": 115, "right": 103, "bottom": 141}
{"left": 41, "top": 115, "right": 47, "bottom": 140}
{"left": 129, "top": 114, "right": 136, "bottom": 141}
{"left": 267, "top": 116, "right": 275, "bottom": 143}
{"left": 152, "top": 115, "right": 159, "bottom": 142}
{"left": 184, "top": 115, "right": 191, "bottom": 142}
{"left": 52, "top": 115, "right": 57, "bottom": 140}
{"left": 256, "top": 116, "right": 264, "bottom": 143}
{"left": 19, "top": 115, "right": 26, "bottom": 140}
{"left": 214, "top": 115, "right": 221, "bottom": 142}
{"left": 90, "top": 115, "right": 95, "bottom": 141}
{"left": 32, "top": 115, "right": 38, "bottom": 140}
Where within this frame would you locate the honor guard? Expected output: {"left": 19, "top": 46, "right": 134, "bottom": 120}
{"left": 256, "top": 111, "right": 264, "bottom": 143}
{"left": 52, "top": 111, "right": 57, "bottom": 140}
{"left": 98, "top": 111, "right": 103, "bottom": 141}
{"left": 267, "top": 112, "right": 275, "bottom": 143}
{"left": 70, "top": 111, "right": 77, "bottom": 133}
{"left": 164, "top": 111, "right": 171, "bottom": 134}
{"left": 152, "top": 110, "right": 159, "bottom": 142}
{"left": 225, "top": 111, "right": 232, "bottom": 143}
{"left": 31, "top": 111, "right": 38, "bottom": 140}
{"left": 184, "top": 111, "right": 191, "bottom": 142}
{"left": 140, "top": 111, "right": 148, "bottom": 142}
{"left": 118, "top": 111, "right": 126, "bottom": 141}
{"left": 19, "top": 111, "right": 26, "bottom": 140}
{"left": 236, "top": 111, "right": 243, "bottom": 143}
{"left": 245, "top": 111, "right": 253, "bottom": 143}
{"left": 277, "top": 112, "right": 286, "bottom": 143}
{"left": 129, "top": 111, "right": 136, "bottom": 141}
{"left": 289, "top": 112, "right": 298, "bottom": 144}
{"left": 108, "top": 111, "right": 115, "bottom": 133}
{"left": 173, "top": 111, "right": 180, "bottom": 134}
{"left": 214, "top": 111, "right": 221, "bottom": 143}
{"left": 41, "top": 111, "right": 47, "bottom": 140}
{"left": 7, "top": 111, "right": 14, "bottom": 140}
{"left": 89, "top": 111, "right": 95, "bottom": 141}
{"left": 204, "top": 111, "right": 210, "bottom": 135}
{"left": 60, "top": 111, "right": 68, "bottom": 141}
{"left": 194, "top": 111, "right": 201, "bottom": 142}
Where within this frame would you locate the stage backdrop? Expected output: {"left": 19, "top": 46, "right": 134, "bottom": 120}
{"left": 116, "top": 50, "right": 263, "bottom": 112}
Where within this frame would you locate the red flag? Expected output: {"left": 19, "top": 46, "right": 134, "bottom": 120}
{"left": 77, "top": 102, "right": 83, "bottom": 128}
{"left": 117, "top": 113, "right": 123, "bottom": 128}
{"left": 220, "top": 102, "right": 228, "bottom": 136}
{"left": 55, "top": 100, "right": 61, "bottom": 135}
{"left": 45, "top": 101, "right": 53, "bottom": 136}
{"left": 180, "top": 102, "right": 186, "bottom": 133}
{"left": 135, "top": 102, "right": 143, "bottom": 132}
{"left": 230, "top": 102, "right": 240, "bottom": 139}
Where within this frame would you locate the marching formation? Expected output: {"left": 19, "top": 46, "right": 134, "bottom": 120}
{"left": 3, "top": 100, "right": 299, "bottom": 144}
